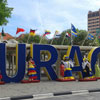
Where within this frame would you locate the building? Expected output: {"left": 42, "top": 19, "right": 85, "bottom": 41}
{"left": 88, "top": 9, "right": 100, "bottom": 34}
{"left": 0, "top": 33, "right": 14, "bottom": 40}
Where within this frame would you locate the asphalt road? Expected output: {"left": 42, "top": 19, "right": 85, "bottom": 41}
{"left": 25, "top": 92, "right": 100, "bottom": 100}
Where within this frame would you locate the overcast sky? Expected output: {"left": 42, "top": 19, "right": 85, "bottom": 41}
{"left": 0, "top": 0, "right": 100, "bottom": 38}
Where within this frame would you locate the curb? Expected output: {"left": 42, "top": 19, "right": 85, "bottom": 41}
{"left": 1, "top": 89, "right": 100, "bottom": 100}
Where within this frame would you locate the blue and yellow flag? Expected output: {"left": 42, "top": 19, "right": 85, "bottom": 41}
{"left": 71, "top": 24, "right": 78, "bottom": 37}
{"left": 88, "top": 34, "right": 94, "bottom": 40}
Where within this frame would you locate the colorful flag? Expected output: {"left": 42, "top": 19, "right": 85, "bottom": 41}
{"left": 66, "top": 32, "right": 71, "bottom": 37}
{"left": 29, "top": 29, "right": 36, "bottom": 36}
{"left": 54, "top": 30, "right": 61, "bottom": 38}
{"left": 55, "top": 34, "right": 61, "bottom": 38}
{"left": 43, "top": 30, "right": 51, "bottom": 37}
{"left": 88, "top": 33, "right": 94, "bottom": 40}
{"left": 16, "top": 28, "right": 25, "bottom": 34}
{"left": 55, "top": 30, "right": 59, "bottom": 35}
{"left": 71, "top": 24, "right": 78, "bottom": 37}
{"left": 1, "top": 28, "right": 6, "bottom": 36}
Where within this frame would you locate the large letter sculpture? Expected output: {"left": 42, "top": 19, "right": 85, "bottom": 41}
{"left": 30, "top": 44, "right": 58, "bottom": 80}
{"left": 0, "top": 43, "right": 26, "bottom": 83}
{"left": 65, "top": 46, "right": 84, "bottom": 78}
{"left": 88, "top": 47, "right": 100, "bottom": 74}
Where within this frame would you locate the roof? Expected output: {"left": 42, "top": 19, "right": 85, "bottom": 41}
{"left": 17, "top": 34, "right": 25, "bottom": 39}
{"left": 0, "top": 33, "right": 14, "bottom": 40}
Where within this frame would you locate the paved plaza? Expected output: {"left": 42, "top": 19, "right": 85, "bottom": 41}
{"left": 0, "top": 79, "right": 100, "bottom": 98}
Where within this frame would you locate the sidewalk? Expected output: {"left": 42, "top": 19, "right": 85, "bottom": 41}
{"left": 0, "top": 79, "right": 100, "bottom": 98}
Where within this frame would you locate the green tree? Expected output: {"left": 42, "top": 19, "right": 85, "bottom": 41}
{"left": 50, "top": 30, "right": 71, "bottom": 45}
{"left": 73, "top": 29, "right": 88, "bottom": 45}
{"left": 40, "top": 37, "right": 48, "bottom": 44}
{"left": 73, "top": 29, "right": 98, "bottom": 46}
{"left": 28, "top": 35, "right": 40, "bottom": 44}
{"left": 0, "top": 0, "right": 13, "bottom": 25}
{"left": 17, "top": 34, "right": 28, "bottom": 43}
{"left": 50, "top": 29, "right": 99, "bottom": 46}
{"left": 17, "top": 34, "right": 48, "bottom": 44}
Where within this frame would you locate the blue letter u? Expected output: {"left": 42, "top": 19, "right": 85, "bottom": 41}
{"left": 0, "top": 43, "right": 26, "bottom": 83}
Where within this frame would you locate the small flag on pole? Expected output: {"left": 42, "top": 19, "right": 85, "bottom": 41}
{"left": 1, "top": 28, "right": 6, "bottom": 36}
{"left": 55, "top": 30, "right": 59, "bottom": 35}
{"left": 55, "top": 34, "right": 61, "bottom": 38}
{"left": 88, "top": 33, "right": 94, "bottom": 40}
{"left": 54, "top": 30, "right": 61, "bottom": 38}
{"left": 43, "top": 30, "right": 51, "bottom": 37}
{"left": 71, "top": 24, "right": 78, "bottom": 37}
{"left": 29, "top": 29, "right": 36, "bottom": 36}
{"left": 16, "top": 28, "right": 25, "bottom": 34}
{"left": 66, "top": 32, "right": 71, "bottom": 37}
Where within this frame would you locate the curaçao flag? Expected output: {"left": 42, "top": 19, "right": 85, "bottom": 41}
{"left": 43, "top": 30, "right": 51, "bottom": 37}
{"left": 88, "top": 33, "right": 94, "bottom": 40}
{"left": 71, "top": 24, "right": 78, "bottom": 37}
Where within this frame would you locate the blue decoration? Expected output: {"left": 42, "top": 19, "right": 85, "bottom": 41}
{"left": 32, "top": 44, "right": 58, "bottom": 80}
{"left": 0, "top": 43, "right": 26, "bottom": 83}
{"left": 88, "top": 47, "right": 100, "bottom": 74}
{"left": 67, "top": 46, "right": 84, "bottom": 78}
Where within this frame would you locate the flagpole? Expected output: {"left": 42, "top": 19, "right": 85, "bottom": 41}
{"left": 61, "top": 33, "right": 66, "bottom": 45}
{"left": 1, "top": 34, "right": 2, "bottom": 42}
{"left": 50, "top": 33, "right": 56, "bottom": 45}
{"left": 27, "top": 34, "right": 30, "bottom": 44}
{"left": 15, "top": 27, "right": 17, "bottom": 41}
{"left": 39, "top": 35, "right": 43, "bottom": 44}
{"left": 51, "top": 31, "right": 59, "bottom": 44}
{"left": 1, "top": 27, "right": 4, "bottom": 42}
{"left": 81, "top": 32, "right": 89, "bottom": 46}
{"left": 1, "top": 34, "right": 3, "bottom": 42}
{"left": 71, "top": 24, "right": 73, "bottom": 45}
{"left": 50, "top": 37, "right": 54, "bottom": 45}
{"left": 27, "top": 29, "right": 30, "bottom": 44}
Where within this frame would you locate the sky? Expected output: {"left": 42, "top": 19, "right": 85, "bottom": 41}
{"left": 1, "top": 0, "right": 100, "bottom": 38}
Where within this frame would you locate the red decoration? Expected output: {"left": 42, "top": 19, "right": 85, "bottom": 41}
{"left": 16, "top": 28, "right": 25, "bottom": 34}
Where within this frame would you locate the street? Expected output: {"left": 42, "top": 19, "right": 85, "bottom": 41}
{"left": 25, "top": 92, "right": 100, "bottom": 100}
{"left": 1, "top": 80, "right": 100, "bottom": 99}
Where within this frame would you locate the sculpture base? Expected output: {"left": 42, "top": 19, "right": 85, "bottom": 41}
{"left": 21, "top": 80, "right": 40, "bottom": 83}
{"left": 96, "top": 77, "right": 100, "bottom": 79}
{"left": 56, "top": 78, "right": 76, "bottom": 82}
{"left": 0, "top": 81, "right": 5, "bottom": 85}
{"left": 79, "top": 78, "right": 97, "bottom": 82}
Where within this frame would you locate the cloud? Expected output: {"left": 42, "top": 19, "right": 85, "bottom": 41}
{"left": 5, "top": 0, "right": 100, "bottom": 38}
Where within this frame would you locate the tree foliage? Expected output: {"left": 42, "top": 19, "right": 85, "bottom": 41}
{"left": 73, "top": 29, "right": 98, "bottom": 46}
{"left": 17, "top": 34, "right": 48, "bottom": 44}
{"left": 50, "top": 29, "right": 98, "bottom": 46}
{"left": 17, "top": 29, "right": 99, "bottom": 46}
{"left": 0, "top": 0, "right": 13, "bottom": 25}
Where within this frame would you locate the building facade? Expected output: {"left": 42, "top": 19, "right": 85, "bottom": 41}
{"left": 88, "top": 9, "right": 100, "bottom": 34}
